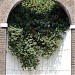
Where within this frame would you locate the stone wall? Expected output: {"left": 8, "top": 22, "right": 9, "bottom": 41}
{"left": 0, "top": 0, "right": 74, "bottom": 23}
{"left": 0, "top": 0, "right": 75, "bottom": 75}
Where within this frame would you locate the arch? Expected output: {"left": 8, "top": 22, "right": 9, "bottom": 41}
{"left": 7, "top": 0, "right": 22, "bottom": 22}
{"left": 7, "top": 0, "right": 72, "bottom": 24}
{"left": 6, "top": 0, "right": 71, "bottom": 74}
{"left": 54, "top": 0, "right": 72, "bottom": 25}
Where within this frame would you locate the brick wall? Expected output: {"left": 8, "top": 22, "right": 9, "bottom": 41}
{"left": 71, "top": 29, "right": 75, "bottom": 75}
{"left": 0, "top": 28, "right": 6, "bottom": 75}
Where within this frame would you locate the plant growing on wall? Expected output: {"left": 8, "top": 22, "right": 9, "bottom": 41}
{"left": 8, "top": 0, "right": 70, "bottom": 70}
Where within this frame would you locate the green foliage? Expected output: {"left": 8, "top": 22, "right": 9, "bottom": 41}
{"left": 8, "top": 0, "right": 70, "bottom": 70}
{"left": 22, "top": 0, "right": 55, "bottom": 13}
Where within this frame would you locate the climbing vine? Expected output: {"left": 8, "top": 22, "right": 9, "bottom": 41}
{"left": 8, "top": 0, "right": 70, "bottom": 70}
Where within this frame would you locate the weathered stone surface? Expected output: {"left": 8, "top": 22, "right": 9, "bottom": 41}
{"left": 0, "top": 0, "right": 75, "bottom": 75}
{"left": 0, "top": 0, "right": 22, "bottom": 23}
{"left": 0, "top": 0, "right": 4, "bottom": 6}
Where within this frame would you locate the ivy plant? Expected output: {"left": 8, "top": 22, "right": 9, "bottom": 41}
{"left": 8, "top": 0, "right": 70, "bottom": 70}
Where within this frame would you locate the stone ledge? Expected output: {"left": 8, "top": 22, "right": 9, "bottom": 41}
{"left": 0, "top": 23, "right": 8, "bottom": 28}
{"left": 70, "top": 25, "right": 75, "bottom": 29}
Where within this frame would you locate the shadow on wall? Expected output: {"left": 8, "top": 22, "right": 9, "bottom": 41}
{"left": 6, "top": 29, "right": 71, "bottom": 75}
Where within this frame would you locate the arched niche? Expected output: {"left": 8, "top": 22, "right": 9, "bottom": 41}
{"left": 54, "top": 0, "right": 72, "bottom": 25}
{"left": 6, "top": 0, "right": 71, "bottom": 25}
{"left": 6, "top": 1, "right": 71, "bottom": 75}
